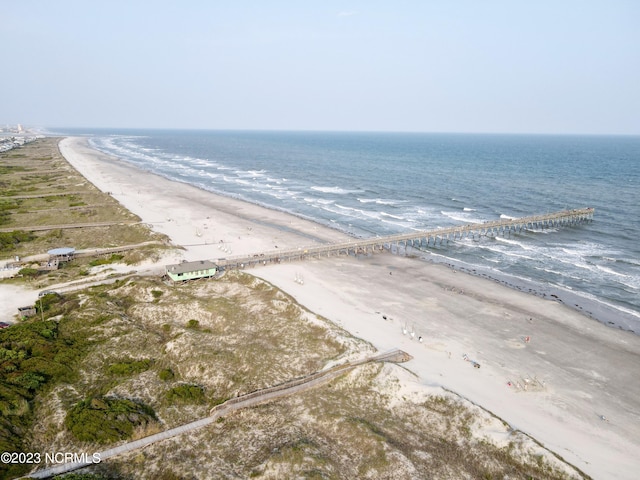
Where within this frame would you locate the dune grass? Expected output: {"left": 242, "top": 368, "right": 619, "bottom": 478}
{"left": 0, "top": 138, "right": 169, "bottom": 276}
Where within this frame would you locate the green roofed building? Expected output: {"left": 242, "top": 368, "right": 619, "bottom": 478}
{"left": 165, "top": 260, "right": 218, "bottom": 282}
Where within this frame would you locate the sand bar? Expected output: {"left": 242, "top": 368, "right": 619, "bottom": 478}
{"left": 57, "top": 137, "right": 640, "bottom": 479}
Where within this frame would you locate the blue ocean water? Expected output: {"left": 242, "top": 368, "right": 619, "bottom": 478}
{"left": 54, "top": 129, "right": 640, "bottom": 332}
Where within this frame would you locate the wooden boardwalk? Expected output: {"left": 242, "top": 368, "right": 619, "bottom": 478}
{"left": 23, "top": 349, "right": 410, "bottom": 479}
{"left": 216, "top": 208, "right": 594, "bottom": 271}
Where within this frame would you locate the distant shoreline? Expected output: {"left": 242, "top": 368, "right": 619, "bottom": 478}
{"left": 44, "top": 127, "right": 640, "bottom": 138}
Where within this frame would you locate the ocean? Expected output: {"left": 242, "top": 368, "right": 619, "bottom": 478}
{"left": 53, "top": 129, "right": 640, "bottom": 333}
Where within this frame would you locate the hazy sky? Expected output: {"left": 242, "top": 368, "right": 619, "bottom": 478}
{"left": 2, "top": 1, "right": 639, "bottom": 134}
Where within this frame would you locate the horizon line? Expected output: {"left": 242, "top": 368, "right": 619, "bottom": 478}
{"left": 31, "top": 126, "right": 640, "bottom": 138}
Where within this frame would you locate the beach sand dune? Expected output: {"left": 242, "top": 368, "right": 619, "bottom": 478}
{"left": 58, "top": 137, "right": 640, "bottom": 479}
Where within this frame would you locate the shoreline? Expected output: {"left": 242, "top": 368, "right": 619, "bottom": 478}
{"left": 81, "top": 136, "right": 639, "bottom": 335}
{"left": 438, "top": 258, "right": 638, "bottom": 334}
{"left": 58, "top": 138, "right": 352, "bottom": 260}
{"left": 56, "top": 136, "right": 640, "bottom": 479}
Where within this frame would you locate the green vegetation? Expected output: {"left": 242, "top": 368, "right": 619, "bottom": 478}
{"left": 0, "top": 297, "right": 85, "bottom": 478}
{"left": 0, "top": 230, "right": 36, "bottom": 252}
{"left": 0, "top": 200, "right": 20, "bottom": 226}
{"left": 185, "top": 319, "right": 199, "bottom": 329}
{"left": 158, "top": 368, "right": 175, "bottom": 381}
{"left": 37, "top": 292, "right": 63, "bottom": 313}
{"left": 166, "top": 384, "right": 205, "bottom": 404}
{"left": 0, "top": 165, "right": 28, "bottom": 175}
{"left": 65, "top": 396, "right": 157, "bottom": 444}
{"left": 88, "top": 254, "right": 124, "bottom": 267}
{"left": 0, "top": 318, "right": 82, "bottom": 411}
{"left": 107, "top": 358, "right": 153, "bottom": 376}
{"left": 17, "top": 267, "right": 39, "bottom": 278}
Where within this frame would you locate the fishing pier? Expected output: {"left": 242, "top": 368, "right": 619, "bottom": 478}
{"left": 215, "top": 208, "right": 594, "bottom": 271}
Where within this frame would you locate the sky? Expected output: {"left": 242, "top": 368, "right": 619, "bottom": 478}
{"left": 1, "top": 1, "right": 639, "bottom": 134}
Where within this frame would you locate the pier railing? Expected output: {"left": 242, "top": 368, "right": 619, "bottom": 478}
{"left": 215, "top": 208, "right": 594, "bottom": 270}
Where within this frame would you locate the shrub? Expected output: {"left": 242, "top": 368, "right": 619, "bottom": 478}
{"left": 18, "top": 267, "right": 39, "bottom": 278}
{"left": 0, "top": 201, "right": 19, "bottom": 226}
{"left": 65, "top": 396, "right": 157, "bottom": 444}
{"left": 107, "top": 359, "right": 152, "bottom": 376}
{"left": 0, "top": 317, "right": 87, "bottom": 476}
{"left": 37, "top": 292, "right": 63, "bottom": 313}
{"left": 158, "top": 368, "right": 175, "bottom": 381}
{"left": 13, "top": 372, "right": 46, "bottom": 391}
{"left": 88, "top": 254, "right": 124, "bottom": 267}
{"left": 166, "top": 384, "right": 205, "bottom": 404}
{"left": 186, "top": 319, "right": 199, "bottom": 329}
{"left": 0, "top": 230, "right": 35, "bottom": 252}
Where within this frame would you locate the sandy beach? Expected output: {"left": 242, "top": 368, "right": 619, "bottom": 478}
{"left": 58, "top": 136, "right": 640, "bottom": 479}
